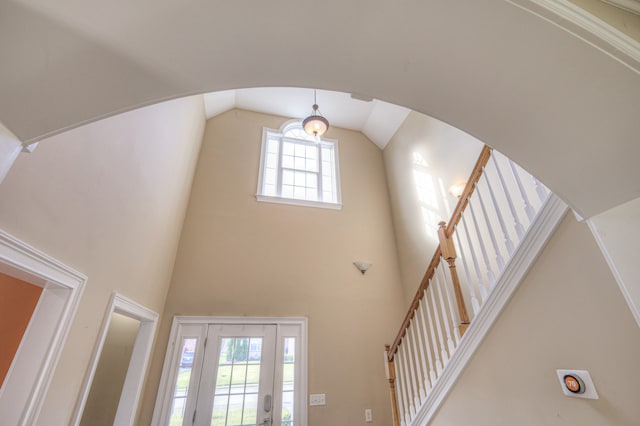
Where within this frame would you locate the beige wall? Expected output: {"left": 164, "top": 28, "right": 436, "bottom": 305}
{"left": 569, "top": 0, "right": 640, "bottom": 40}
{"left": 138, "top": 109, "right": 407, "bottom": 425}
{"left": 383, "top": 111, "right": 483, "bottom": 303}
{"left": 431, "top": 214, "right": 640, "bottom": 425}
{"left": 0, "top": 96, "right": 205, "bottom": 424}
{"left": 80, "top": 313, "right": 140, "bottom": 426}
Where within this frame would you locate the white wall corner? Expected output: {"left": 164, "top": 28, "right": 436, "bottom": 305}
{"left": 571, "top": 208, "right": 585, "bottom": 222}
{"left": 587, "top": 219, "right": 640, "bottom": 329}
{"left": 21, "top": 142, "right": 39, "bottom": 154}
{"left": 0, "top": 122, "right": 23, "bottom": 184}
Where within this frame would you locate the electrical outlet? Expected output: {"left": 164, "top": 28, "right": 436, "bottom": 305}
{"left": 309, "top": 393, "right": 326, "bottom": 406}
{"left": 365, "top": 408, "right": 373, "bottom": 422}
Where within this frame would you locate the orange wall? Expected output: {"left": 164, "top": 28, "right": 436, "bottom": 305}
{"left": 0, "top": 272, "right": 42, "bottom": 386}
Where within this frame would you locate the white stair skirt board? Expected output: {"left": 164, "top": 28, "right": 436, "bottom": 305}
{"left": 410, "top": 194, "right": 568, "bottom": 426}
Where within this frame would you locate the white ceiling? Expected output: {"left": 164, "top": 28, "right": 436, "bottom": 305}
{"left": 1, "top": 0, "right": 639, "bottom": 218}
{"left": 203, "top": 88, "right": 411, "bottom": 149}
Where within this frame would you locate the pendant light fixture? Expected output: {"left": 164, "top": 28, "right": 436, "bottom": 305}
{"left": 302, "top": 89, "right": 329, "bottom": 138}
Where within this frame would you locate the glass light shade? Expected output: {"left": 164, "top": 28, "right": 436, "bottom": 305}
{"left": 302, "top": 104, "right": 329, "bottom": 137}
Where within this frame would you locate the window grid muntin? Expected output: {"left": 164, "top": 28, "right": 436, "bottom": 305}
{"left": 280, "top": 137, "right": 323, "bottom": 202}
{"left": 259, "top": 124, "right": 339, "bottom": 207}
{"left": 212, "top": 337, "right": 263, "bottom": 426}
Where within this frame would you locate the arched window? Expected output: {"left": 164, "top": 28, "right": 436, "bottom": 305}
{"left": 257, "top": 121, "right": 341, "bottom": 209}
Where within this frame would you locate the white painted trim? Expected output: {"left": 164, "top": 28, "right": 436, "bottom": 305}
{"left": 71, "top": 292, "right": 158, "bottom": 426}
{"left": 152, "top": 316, "right": 308, "bottom": 426}
{"left": 586, "top": 220, "right": 640, "bottom": 329}
{"left": 410, "top": 194, "right": 569, "bottom": 425}
{"left": 602, "top": 0, "right": 640, "bottom": 15}
{"left": 0, "top": 122, "right": 23, "bottom": 184}
{"left": 0, "top": 230, "right": 87, "bottom": 425}
{"left": 256, "top": 194, "right": 343, "bottom": 210}
{"left": 21, "top": 142, "right": 38, "bottom": 153}
{"left": 508, "top": 0, "right": 640, "bottom": 73}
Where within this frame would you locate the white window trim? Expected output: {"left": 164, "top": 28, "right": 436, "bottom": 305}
{"left": 256, "top": 121, "right": 342, "bottom": 210}
{"left": 71, "top": 292, "right": 158, "bottom": 426}
{"left": 152, "top": 316, "right": 308, "bottom": 426}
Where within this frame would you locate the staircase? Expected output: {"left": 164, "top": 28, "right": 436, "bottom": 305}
{"left": 384, "top": 146, "right": 568, "bottom": 425}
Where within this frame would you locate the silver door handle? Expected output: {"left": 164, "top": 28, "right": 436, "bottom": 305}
{"left": 264, "top": 394, "right": 272, "bottom": 412}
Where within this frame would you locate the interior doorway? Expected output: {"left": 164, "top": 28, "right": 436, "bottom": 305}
{"left": 153, "top": 317, "right": 307, "bottom": 426}
{"left": 0, "top": 230, "right": 86, "bottom": 425}
{"left": 72, "top": 292, "right": 159, "bottom": 426}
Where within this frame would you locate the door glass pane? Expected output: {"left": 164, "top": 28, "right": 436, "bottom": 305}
{"left": 169, "top": 338, "right": 197, "bottom": 426}
{"left": 281, "top": 337, "right": 295, "bottom": 425}
{"left": 211, "top": 337, "right": 263, "bottom": 426}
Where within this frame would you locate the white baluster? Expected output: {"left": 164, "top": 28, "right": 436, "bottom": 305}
{"left": 468, "top": 199, "right": 497, "bottom": 288}
{"left": 395, "top": 348, "right": 410, "bottom": 424}
{"left": 412, "top": 304, "right": 432, "bottom": 393}
{"left": 460, "top": 214, "right": 490, "bottom": 301}
{"left": 439, "top": 264, "right": 461, "bottom": 345}
{"left": 491, "top": 154, "right": 525, "bottom": 240}
{"left": 418, "top": 297, "right": 437, "bottom": 387}
{"left": 532, "top": 175, "right": 548, "bottom": 204}
{"left": 508, "top": 159, "right": 535, "bottom": 221}
{"left": 482, "top": 167, "right": 516, "bottom": 255}
{"left": 453, "top": 226, "right": 481, "bottom": 315}
{"left": 408, "top": 324, "right": 427, "bottom": 403}
{"left": 424, "top": 288, "right": 444, "bottom": 376}
{"left": 400, "top": 345, "right": 416, "bottom": 419}
{"left": 434, "top": 266, "right": 455, "bottom": 356}
{"left": 475, "top": 182, "right": 505, "bottom": 271}
{"left": 427, "top": 284, "right": 448, "bottom": 370}
{"left": 405, "top": 326, "right": 423, "bottom": 408}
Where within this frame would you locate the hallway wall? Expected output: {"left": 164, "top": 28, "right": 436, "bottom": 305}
{"left": 383, "top": 111, "right": 482, "bottom": 303}
{"left": 0, "top": 96, "right": 205, "bottom": 424}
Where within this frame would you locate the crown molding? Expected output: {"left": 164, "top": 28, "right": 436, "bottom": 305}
{"left": 602, "top": 0, "right": 640, "bottom": 15}
{"left": 509, "top": 0, "right": 640, "bottom": 73}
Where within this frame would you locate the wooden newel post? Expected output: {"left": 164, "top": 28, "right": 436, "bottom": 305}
{"left": 384, "top": 345, "right": 401, "bottom": 426}
{"left": 438, "top": 221, "right": 471, "bottom": 336}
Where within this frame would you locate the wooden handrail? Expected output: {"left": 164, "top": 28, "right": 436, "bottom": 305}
{"left": 446, "top": 145, "right": 492, "bottom": 236}
{"left": 387, "top": 145, "right": 492, "bottom": 361}
{"left": 389, "top": 247, "right": 441, "bottom": 359}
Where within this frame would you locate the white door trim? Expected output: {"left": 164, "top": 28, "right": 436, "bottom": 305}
{"left": 152, "top": 316, "right": 308, "bottom": 426}
{"left": 71, "top": 292, "right": 159, "bottom": 426}
{"left": 0, "top": 230, "right": 87, "bottom": 425}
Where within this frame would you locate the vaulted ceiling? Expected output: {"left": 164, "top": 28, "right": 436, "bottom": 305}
{"left": 203, "top": 88, "right": 410, "bottom": 149}
{"left": 0, "top": 0, "right": 639, "bottom": 218}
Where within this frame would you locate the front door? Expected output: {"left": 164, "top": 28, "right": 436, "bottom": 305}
{"left": 154, "top": 319, "right": 304, "bottom": 426}
{"left": 197, "top": 324, "right": 276, "bottom": 426}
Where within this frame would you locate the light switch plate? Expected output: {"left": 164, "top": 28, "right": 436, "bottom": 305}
{"left": 309, "top": 393, "right": 326, "bottom": 406}
{"left": 365, "top": 408, "right": 373, "bottom": 422}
